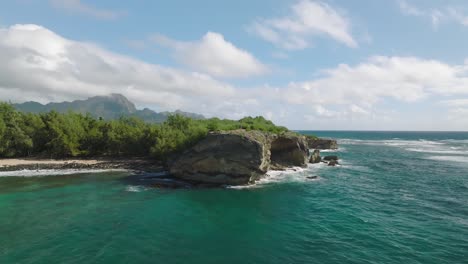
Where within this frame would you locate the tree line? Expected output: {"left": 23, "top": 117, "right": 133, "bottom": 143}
{"left": 0, "top": 102, "right": 288, "bottom": 159}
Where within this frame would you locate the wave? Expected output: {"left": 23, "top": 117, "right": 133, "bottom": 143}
{"left": 318, "top": 147, "right": 346, "bottom": 153}
{"left": 442, "top": 139, "right": 468, "bottom": 144}
{"left": 0, "top": 169, "right": 127, "bottom": 177}
{"left": 125, "top": 185, "right": 147, "bottom": 192}
{"left": 426, "top": 156, "right": 468, "bottom": 163}
{"left": 228, "top": 166, "right": 322, "bottom": 189}
{"left": 341, "top": 138, "right": 468, "bottom": 156}
{"left": 405, "top": 148, "right": 468, "bottom": 155}
{"left": 227, "top": 160, "right": 349, "bottom": 189}
{"left": 340, "top": 139, "right": 444, "bottom": 147}
{"left": 339, "top": 164, "right": 372, "bottom": 173}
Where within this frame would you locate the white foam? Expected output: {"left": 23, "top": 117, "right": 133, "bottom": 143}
{"left": 426, "top": 156, "right": 468, "bottom": 163}
{"left": 228, "top": 165, "right": 327, "bottom": 189}
{"left": 0, "top": 169, "right": 127, "bottom": 177}
{"left": 318, "top": 147, "right": 346, "bottom": 153}
{"left": 125, "top": 185, "right": 146, "bottom": 192}
{"left": 405, "top": 148, "right": 468, "bottom": 155}
{"left": 340, "top": 164, "right": 372, "bottom": 173}
{"left": 442, "top": 139, "right": 468, "bottom": 144}
{"left": 341, "top": 138, "right": 468, "bottom": 157}
{"left": 340, "top": 139, "right": 444, "bottom": 147}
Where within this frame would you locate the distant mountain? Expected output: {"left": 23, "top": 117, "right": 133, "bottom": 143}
{"left": 13, "top": 94, "right": 204, "bottom": 123}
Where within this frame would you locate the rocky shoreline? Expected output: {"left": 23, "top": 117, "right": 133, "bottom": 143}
{"left": 0, "top": 131, "right": 339, "bottom": 187}
{"left": 0, "top": 159, "right": 165, "bottom": 173}
{"left": 169, "top": 130, "right": 339, "bottom": 185}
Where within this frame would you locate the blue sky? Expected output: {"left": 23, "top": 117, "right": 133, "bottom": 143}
{"left": 1, "top": 0, "right": 468, "bottom": 130}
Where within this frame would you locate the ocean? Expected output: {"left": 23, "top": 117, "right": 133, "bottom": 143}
{"left": 1, "top": 131, "right": 467, "bottom": 264}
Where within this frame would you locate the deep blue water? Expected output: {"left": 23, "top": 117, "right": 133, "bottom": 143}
{"left": 1, "top": 131, "right": 468, "bottom": 264}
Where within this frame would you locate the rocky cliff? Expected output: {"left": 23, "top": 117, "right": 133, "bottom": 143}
{"left": 306, "top": 138, "right": 338, "bottom": 150}
{"left": 169, "top": 130, "right": 309, "bottom": 185}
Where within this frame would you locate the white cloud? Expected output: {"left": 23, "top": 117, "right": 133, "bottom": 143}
{"left": 2, "top": 24, "right": 468, "bottom": 130}
{"left": 268, "top": 56, "right": 468, "bottom": 129}
{"left": 247, "top": 0, "right": 357, "bottom": 50}
{"left": 314, "top": 105, "right": 338, "bottom": 117}
{"left": 398, "top": 0, "right": 424, "bottom": 16}
{"left": 0, "top": 24, "right": 235, "bottom": 111}
{"left": 447, "top": 8, "right": 468, "bottom": 27}
{"left": 398, "top": 0, "right": 468, "bottom": 29}
{"left": 49, "top": 0, "right": 123, "bottom": 20}
{"left": 447, "top": 107, "right": 468, "bottom": 128}
{"left": 152, "top": 32, "right": 268, "bottom": 79}
{"left": 281, "top": 56, "right": 468, "bottom": 108}
{"left": 350, "top": 104, "right": 369, "bottom": 115}
{"left": 439, "top": 99, "right": 468, "bottom": 107}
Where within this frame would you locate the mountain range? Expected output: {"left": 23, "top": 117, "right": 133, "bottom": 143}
{"left": 13, "top": 94, "right": 204, "bottom": 123}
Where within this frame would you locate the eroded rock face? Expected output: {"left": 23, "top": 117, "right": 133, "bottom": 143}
{"left": 307, "top": 138, "right": 338, "bottom": 150}
{"left": 169, "top": 130, "right": 271, "bottom": 185}
{"left": 169, "top": 130, "right": 309, "bottom": 185}
{"left": 270, "top": 133, "right": 309, "bottom": 170}
{"left": 309, "top": 149, "right": 321, "bottom": 164}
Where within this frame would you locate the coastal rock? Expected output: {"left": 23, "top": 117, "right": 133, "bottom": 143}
{"left": 307, "top": 138, "right": 338, "bottom": 150}
{"left": 328, "top": 160, "right": 338, "bottom": 166}
{"left": 169, "top": 130, "right": 309, "bottom": 185}
{"left": 309, "top": 149, "right": 321, "bottom": 164}
{"left": 270, "top": 133, "right": 309, "bottom": 170}
{"left": 169, "top": 130, "right": 271, "bottom": 185}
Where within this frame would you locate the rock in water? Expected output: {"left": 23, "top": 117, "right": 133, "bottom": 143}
{"left": 328, "top": 160, "right": 338, "bottom": 166}
{"left": 309, "top": 149, "right": 321, "bottom": 164}
{"left": 270, "top": 133, "right": 309, "bottom": 170}
{"left": 323, "top": 155, "right": 339, "bottom": 161}
{"left": 169, "top": 130, "right": 309, "bottom": 185}
{"left": 307, "top": 138, "right": 338, "bottom": 150}
{"left": 169, "top": 130, "right": 271, "bottom": 185}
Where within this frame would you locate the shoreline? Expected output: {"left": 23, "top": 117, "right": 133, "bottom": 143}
{"left": 0, "top": 158, "right": 165, "bottom": 173}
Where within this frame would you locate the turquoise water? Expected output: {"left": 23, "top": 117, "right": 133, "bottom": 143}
{"left": 1, "top": 131, "right": 468, "bottom": 264}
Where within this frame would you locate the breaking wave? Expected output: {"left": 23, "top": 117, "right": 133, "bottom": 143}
{"left": 425, "top": 156, "right": 468, "bottom": 163}
{"left": 340, "top": 138, "right": 468, "bottom": 156}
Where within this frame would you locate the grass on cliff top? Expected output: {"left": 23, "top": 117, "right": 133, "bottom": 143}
{"left": 0, "top": 102, "right": 291, "bottom": 160}
{"left": 304, "top": 134, "right": 319, "bottom": 140}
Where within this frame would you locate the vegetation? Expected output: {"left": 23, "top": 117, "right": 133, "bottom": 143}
{"left": 304, "top": 134, "right": 319, "bottom": 140}
{"left": 0, "top": 102, "right": 288, "bottom": 160}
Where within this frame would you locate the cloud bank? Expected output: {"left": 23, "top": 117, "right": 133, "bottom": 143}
{"left": 152, "top": 32, "right": 269, "bottom": 79}
{"left": 1, "top": 24, "right": 468, "bottom": 130}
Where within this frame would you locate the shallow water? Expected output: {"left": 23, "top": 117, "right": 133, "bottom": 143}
{"left": 1, "top": 131, "right": 468, "bottom": 264}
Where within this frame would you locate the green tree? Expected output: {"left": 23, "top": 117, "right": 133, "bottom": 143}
{"left": 0, "top": 103, "right": 33, "bottom": 157}
{"left": 0, "top": 102, "right": 295, "bottom": 159}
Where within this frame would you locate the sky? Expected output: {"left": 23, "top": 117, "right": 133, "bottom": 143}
{"left": 1, "top": 0, "right": 468, "bottom": 130}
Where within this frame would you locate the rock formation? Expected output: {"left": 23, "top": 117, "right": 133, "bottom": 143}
{"left": 307, "top": 138, "right": 338, "bottom": 150}
{"left": 169, "top": 130, "right": 309, "bottom": 185}
{"left": 270, "top": 133, "right": 309, "bottom": 170}
{"left": 309, "top": 149, "right": 321, "bottom": 163}
{"left": 323, "top": 155, "right": 339, "bottom": 166}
